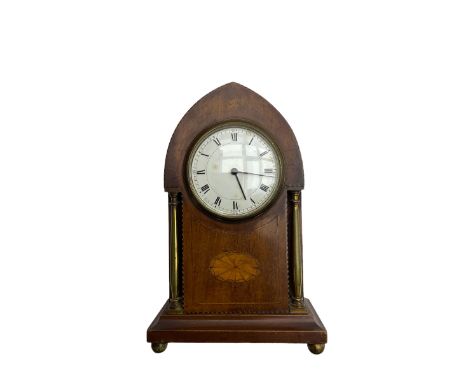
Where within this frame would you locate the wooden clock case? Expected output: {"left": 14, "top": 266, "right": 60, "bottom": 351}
{"left": 147, "top": 82, "right": 327, "bottom": 354}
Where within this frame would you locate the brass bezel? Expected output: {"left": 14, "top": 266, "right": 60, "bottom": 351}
{"left": 185, "top": 121, "right": 284, "bottom": 221}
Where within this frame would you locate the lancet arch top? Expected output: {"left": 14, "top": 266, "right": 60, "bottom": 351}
{"left": 164, "top": 82, "right": 304, "bottom": 192}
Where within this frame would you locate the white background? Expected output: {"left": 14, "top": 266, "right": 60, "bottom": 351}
{"left": 1, "top": 1, "right": 467, "bottom": 381}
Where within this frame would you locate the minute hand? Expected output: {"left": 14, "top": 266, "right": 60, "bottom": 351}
{"left": 234, "top": 173, "right": 247, "bottom": 200}
{"left": 236, "top": 171, "right": 275, "bottom": 178}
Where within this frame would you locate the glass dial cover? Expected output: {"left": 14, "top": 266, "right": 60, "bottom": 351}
{"left": 187, "top": 123, "right": 282, "bottom": 219}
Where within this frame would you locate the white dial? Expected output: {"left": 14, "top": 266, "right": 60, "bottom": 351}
{"left": 187, "top": 123, "right": 282, "bottom": 219}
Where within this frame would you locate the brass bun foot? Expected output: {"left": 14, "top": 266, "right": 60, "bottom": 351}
{"left": 307, "top": 343, "right": 325, "bottom": 354}
{"left": 151, "top": 342, "right": 168, "bottom": 353}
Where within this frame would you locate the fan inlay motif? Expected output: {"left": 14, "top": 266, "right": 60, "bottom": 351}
{"left": 209, "top": 252, "right": 260, "bottom": 283}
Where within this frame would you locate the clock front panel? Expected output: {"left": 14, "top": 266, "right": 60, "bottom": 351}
{"left": 181, "top": 121, "right": 290, "bottom": 314}
{"left": 182, "top": 192, "right": 289, "bottom": 314}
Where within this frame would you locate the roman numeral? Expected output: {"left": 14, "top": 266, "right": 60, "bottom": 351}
{"left": 264, "top": 168, "right": 274, "bottom": 174}
{"left": 259, "top": 150, "right": 269, "bottom": 157}
{"left": 196, "top": 170, "right": 206, "bottom": 174}
{"left": 248, "top": 137, "right": 254, "bottom": 145}
{"left": 231, "top": 132, "right": 238, "bottom": 141}
{"left": 233, "top": 201, "right": 238, "bottom": 210}
{"left": 250, "top": 197, "right": 256, "bottom": 204}
{"left": 201, "top": 184, "right": 210, "bottom": 194}
{"left": 214, "top": 197, "right": 221, "bottom": 207}
{"left": 213, "top": 137, "right": 221, "bottom": 146}
{"left": 200, "top": 152, "right": 209, "bottom": 157}
{"left": 260, "top": 184, "right": 269, "bottom": 192}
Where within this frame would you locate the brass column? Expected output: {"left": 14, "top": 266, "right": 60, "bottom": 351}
{"left": 168, "top": 192, "right": 183, "bottom": 313}
{"left": 290, "top": 191, "right": 305, "bottom": 311}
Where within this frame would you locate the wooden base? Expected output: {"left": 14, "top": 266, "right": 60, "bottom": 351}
{"left": 147, "top": 298, "right": 327, "bottom": 348}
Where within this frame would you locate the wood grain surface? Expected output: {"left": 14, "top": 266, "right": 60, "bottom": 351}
{"left": 182, "top": 190, "right": 289, "bottom": 313}
{"left": 147, "top": 299, "right": 327, "bottom": 344}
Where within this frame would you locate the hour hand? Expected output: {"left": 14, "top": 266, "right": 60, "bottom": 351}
{"left": 231, "top": 168, "right": 247, "bottom": 200}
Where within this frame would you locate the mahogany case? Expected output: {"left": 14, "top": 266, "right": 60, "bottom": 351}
{"left": 147, "top": 83, "right": 327, "bottom": 353}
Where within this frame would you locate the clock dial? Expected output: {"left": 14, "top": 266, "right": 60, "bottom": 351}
{"left": 187, "top": 123, "right": 282, "bottom": 219}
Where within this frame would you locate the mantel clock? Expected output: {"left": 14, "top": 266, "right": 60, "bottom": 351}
{"left": 147, "top": 83, "right": 327, "bottom": 354}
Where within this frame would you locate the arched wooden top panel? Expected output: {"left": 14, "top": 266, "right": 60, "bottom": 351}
{"left": 164, "top": 82, "right": 304, "bottom": 192}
